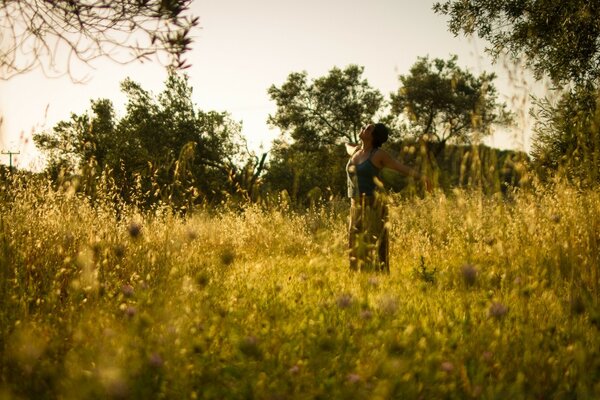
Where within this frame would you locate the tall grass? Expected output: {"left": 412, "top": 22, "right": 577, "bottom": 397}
{"left": 1, "top": 175, "right": 599, "bottom": 399}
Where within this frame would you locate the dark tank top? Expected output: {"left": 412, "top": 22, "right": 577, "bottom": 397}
{"left": 346, "top": 148, "right": 380, "bottom": 198}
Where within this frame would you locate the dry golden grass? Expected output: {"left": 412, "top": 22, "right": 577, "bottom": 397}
{"left": 1, "top": 176, "right": 599, "bottom": 399}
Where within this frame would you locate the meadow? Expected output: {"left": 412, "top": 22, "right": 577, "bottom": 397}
{"left": 1, "top": 176, "right": 599, "bottom": 399}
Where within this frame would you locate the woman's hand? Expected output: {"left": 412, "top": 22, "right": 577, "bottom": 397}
{"left": 345, "top": 142, "right": 358, "bottom": 156}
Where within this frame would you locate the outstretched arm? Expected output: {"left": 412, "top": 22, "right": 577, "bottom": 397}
{"left": 378, "top": 150, "right": 433, "bottom": 192}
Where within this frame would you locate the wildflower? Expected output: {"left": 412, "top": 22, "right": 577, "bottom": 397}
{"left": 570, "top": 295, "right": 585, "bottom": 315}
{"left": 114, "top": 244, "right": 126, "bottom": 258}
{"left": 488, "top": 302, "right": 508, "bottom": 319}
{"left": 513, "top": 276, "right": 522, "bottom": 285}
{"left": 482, "top": 351, "right": 493, "bottom": 362}
{"left": 368, "top": 276, "right": 379, "bottom": 287}
{"left": 288, "top": 365, "right": 300, "bottom": 375}
{"left": 121, "top": 284, "right": 134, "bottom": 297}
{"left": 441, "top": 361, "right": 454, "bottom": 373}
{"left": 346, "top": 373, "right": 361, "bottom": 384}
{"left": 483, "top": 236, "right": 496, "bottom": 246}
{"left": 123, "top": 305, "right": 137, "bottom": 318}
{"left": 196, "top": 273, "right": 209, "bottom": 288}
{"left": 219, "top": 248, "right": 235, "bottom": 266}
{"left": 461, "top": 264, "right": 478, "bottom": 286}
{"left": 336, "top": 293, "right": 353, "bottom": 309}
{"left": 239, "top": 336, "right": 262, "bottom": 359}
{"left": 149, "top": 352, "right": 163, "bottom": 368}
{"left": 379, "top": 295, "right": 398, "bottom": 315}
{"left": 186, "top": 228, "right": 198, "bottom": 241}
{"left": 550, "top": 214, "right": 561, "bottom": 223}
{"left": 128, "top": 222, "right": 142, "bottom": 238}
{"left": 360, "top": 310, "right": 373, "bottom": 320}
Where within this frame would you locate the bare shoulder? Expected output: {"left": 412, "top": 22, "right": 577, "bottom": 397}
{"left": 372, "top": 148, "right": 392, "bottom": 168}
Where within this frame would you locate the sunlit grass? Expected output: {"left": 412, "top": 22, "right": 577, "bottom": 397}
{"left": 1, "top": 177, "right": 599, "bottom": 399}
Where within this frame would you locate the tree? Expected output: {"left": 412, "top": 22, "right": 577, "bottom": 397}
{"left": 268, "top": 65, "right": 384, "bottom": 148}
{"left": 266, "top": 65, "right": 384, "bottom": 200}
{"left": 0, "top": 0, "right": 199, "bottom": 80}
{"left": 434, "top": 1, "right": 600, "bottom": 183}
{"left": 531, "top": 86, "right": 600, "bottom": 185}
{"left": 34, "top": 72, "right": 252, "bottom": 206}
{"left": 433, "top": 0, "right": 600, "bottom": 87}
{"left": 390, "top": 55, "right": 512, "bottom": 148}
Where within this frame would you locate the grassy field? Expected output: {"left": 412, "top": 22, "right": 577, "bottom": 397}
{"left": 1, "top": 177, "right": 599, "bottom": 399}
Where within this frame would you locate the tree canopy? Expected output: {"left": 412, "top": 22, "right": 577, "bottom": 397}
{"left": 434, "top": 1, "right": 600, "bottom": 184}
{"left": 268, "top": 65, "right": 384, "bottom": 149}
{"left": 391, "top": 55, "right": 512, "bottom": 147}
{"left": 433, "top": 0, "right": 600, "bottom": 87}
{"left": 265, "top": 65, "right": 384, "bottom": 200}
{"left": 34, "top": 73, "right": 251, "bottom": 207}
{"left": 0, "top": 0, "right": 198, "bottom": 80}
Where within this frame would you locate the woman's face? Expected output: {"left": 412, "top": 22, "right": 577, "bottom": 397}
{"left": 359, "top": 124, "right": 374, "bottom": 141}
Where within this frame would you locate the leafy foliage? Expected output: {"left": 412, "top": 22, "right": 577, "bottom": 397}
{"left": 434, "top": 1, "right": 600, "bottom": 185}
{"left": 266, "top": 66, "right": 384, "bottom": 200}
{"left": 268, "top": 65, "right": 384, "bottom": 148}
{"left": 434, "top": 0, "right": 600, "bottom": 87}
{"left": 390, "top": 55, "right": 513, "bottom": 146}
{"left": 266, "top": 61, "right": 520, "bottom": 201}
{"left": 34, "top": 73, "right": 251, "bottom": 207}
{"left": 531, "top": 86, "right": 600, "bottom": 185}
{"left": 0, "top": 0, "right": 199, "bottom": 80}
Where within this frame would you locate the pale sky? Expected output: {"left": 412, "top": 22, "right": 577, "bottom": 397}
{"left": 0, "top": 0, "right": 542, "bottom": 170}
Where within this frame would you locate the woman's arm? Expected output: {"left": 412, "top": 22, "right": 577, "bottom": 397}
{"left": 377, "top": 150, "right": 419, "bottom": 177}
{"left": 376, "top": 150, "right": 433, "bottom": 192}
{"left": 345, "top": 142, "right": 359, "bottom": 156}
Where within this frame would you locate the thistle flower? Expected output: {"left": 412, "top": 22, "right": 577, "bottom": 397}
{"left": 488, "top": 302, "right": 508, "bottom": 319}
{"left": 121, "top": 284, "right": 134, "bottom": 297}
{"left": 346, "top": 373, "right": 361, "bottom": 384}
{"left": 239, "top": 336, "right": 262, "bottom": 359}
{"left": 125, "top": 306, "right": 137, "bottom": 318}
{"left": 360, "top": 310, "right": 373, "bottom": 320}
{"left": 441, "top": 361, "right": 454, "bottom": 373}
{"left": 149, "top": 352, "right": 163, "bottom": 368}
{"left": 461, "top": 264, "right": 478, "bottom": 286}
{"left": 336, "top": 293, "right": 353, "bottom": 309}
{"left": 128, "top": 222, "right": 142, "bottom": 238}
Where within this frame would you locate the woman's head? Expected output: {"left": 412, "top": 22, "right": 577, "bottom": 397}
{"left": 371, "top": 123, "right": 389, "bottom": 148}
{"left": 359, "top": 123, "right": 389, "bottom": 147}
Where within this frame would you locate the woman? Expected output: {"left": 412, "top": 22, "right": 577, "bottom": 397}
{"left": 346, "top": 123, "right": 430, "bottom": 272}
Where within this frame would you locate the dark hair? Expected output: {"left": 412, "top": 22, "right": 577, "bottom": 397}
{"left": 372, "top": 123, "right": 389, "bottom": 148}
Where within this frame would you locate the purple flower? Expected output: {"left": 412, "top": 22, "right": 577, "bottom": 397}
{"left": 346, "top": 373, "right": 361, "bottom": 384}
{"left": 128, "top": 222, "right": 142, "bottom": 238}
{"left": 488, "top": 302, "right": 508, "bottom": 319}
{"left": 461, "top": 264, "right": 478, "bottom": 286}
{"left": 121, "top": 284, "right": 134, "bottom": 297}
{"left": 360, "top": 310, "right": 373, "bottom": 320}
{"left": 441, "top": 361, "right": 454, "bottom": 373}
{"left": 336, "top": 293, "right": 353, "bottom": 309}
{"left": 149, "top": 352, "right": 163, "bottom": 368}
{"left": 125, "top": 305, "right": 137, "bottom": 318}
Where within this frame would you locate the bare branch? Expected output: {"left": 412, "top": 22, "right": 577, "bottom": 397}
{"left": 0, "top": 0, "right": 199, "bottom": 81}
